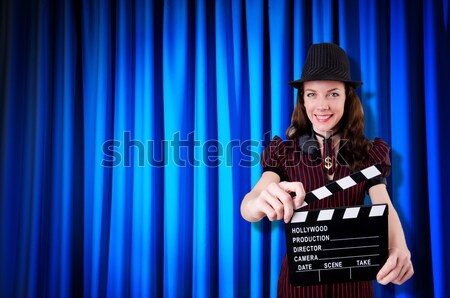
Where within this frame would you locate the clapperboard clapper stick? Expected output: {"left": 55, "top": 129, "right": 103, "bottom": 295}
{"left": 285, "top": 164, "right": 389, "bottom": 286}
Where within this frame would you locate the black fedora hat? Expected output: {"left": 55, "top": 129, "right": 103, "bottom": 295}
{"left": 288, "top": 43, "right": 362, "bottom": 89}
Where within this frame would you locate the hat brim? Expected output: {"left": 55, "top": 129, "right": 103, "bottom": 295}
{"left": 288, "top": 78, "right": 363, "bottom": 89}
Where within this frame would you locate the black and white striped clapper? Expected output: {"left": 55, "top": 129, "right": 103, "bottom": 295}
{"left": 285, "top": 165, "right": 389, "bottom": 286}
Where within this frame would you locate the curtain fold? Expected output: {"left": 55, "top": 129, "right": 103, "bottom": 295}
{"left": 193, "top": 1, "right": 218, "bottom": 297}
{"left": 1, "top": 1, "right": 449, "bottom": 297}
{"left": 423, "top": 1, "right": 450, "bottom": 297}
{"left": 267, "top": 1, "right": 292, "bottom": 297}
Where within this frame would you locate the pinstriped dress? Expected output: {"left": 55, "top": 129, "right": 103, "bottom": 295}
{"left": 261, "top": 134, "right": 391, "bottom": 298}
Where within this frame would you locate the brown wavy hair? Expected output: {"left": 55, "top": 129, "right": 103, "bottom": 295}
{"left": 286, "top": 83, "right": 372, "bottom": 172}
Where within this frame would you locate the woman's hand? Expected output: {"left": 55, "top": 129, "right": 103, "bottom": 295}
{"left": 245, "top": 181, "right": 306, "bottom": 223}
{"left": 376, "top": 247, "right": 414, "bottom": 285}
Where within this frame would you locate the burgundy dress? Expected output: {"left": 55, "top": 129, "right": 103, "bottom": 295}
{"left": 261, "top": 134, "right": 391, "bottom": 298}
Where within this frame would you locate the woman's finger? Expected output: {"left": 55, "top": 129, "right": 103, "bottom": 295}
{"left": 279, "top": 181, "right": 305, "bottom": 209}
{"left": 397, "top": 265, "right": 414, "bottom": 285}
{"left": 376, "top": 256, "right": 397, "bottom": 285}
{"left": 267, "top": 183, "right": 294, "bottom": 222}
{"left": 259, "top": 189, "right": 283, "bottom": 221}
{"left": 393, "top": 262, "right": 414, "bottom": 285}
{"left": 378, "top": 265, "right": 402, "bottom": 285}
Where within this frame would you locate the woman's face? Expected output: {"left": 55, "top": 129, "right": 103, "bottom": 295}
{"left": 303, "top": 80, "right": 346, "bottom": 136}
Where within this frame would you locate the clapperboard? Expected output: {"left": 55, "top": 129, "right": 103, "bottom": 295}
{"left": 285, "top": 165, "right": 389, "bottom": 286}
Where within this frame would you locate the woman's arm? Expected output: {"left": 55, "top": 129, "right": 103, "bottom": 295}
{"left": 369, "top": 184, "right": 414, "bottom": 285}
{"left": 240, "top": 171, "right": 305, "bottom": 223}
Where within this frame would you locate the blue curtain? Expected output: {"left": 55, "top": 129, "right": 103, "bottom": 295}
{"left": 1, "top": 0, "right": 449, "bottom": 297}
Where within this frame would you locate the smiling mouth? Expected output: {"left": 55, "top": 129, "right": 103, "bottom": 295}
{"left": 315, "top": 114, "right": 333, "bottom": 122}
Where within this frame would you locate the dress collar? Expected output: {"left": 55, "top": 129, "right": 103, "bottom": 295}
{"left": 298, "top": 133, "right": 320, "bottom": 156}
{"left": 297, "top": 132, "right": 345, "bottom": 163}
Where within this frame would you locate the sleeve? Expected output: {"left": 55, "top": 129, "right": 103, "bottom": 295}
{"left": 260, "top": 135, "right": 289, "bottom": 181}
{"left": 364, "top": 138, "right": 392, "bottom": 192}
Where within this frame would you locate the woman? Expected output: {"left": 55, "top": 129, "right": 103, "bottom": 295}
{"left": 240, "top": 43, "right": 413, "bottom": 297}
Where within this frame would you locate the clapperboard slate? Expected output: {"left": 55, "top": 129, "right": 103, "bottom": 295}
{"left": 285, "top": 165, "right": 389, "bottom": 286}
